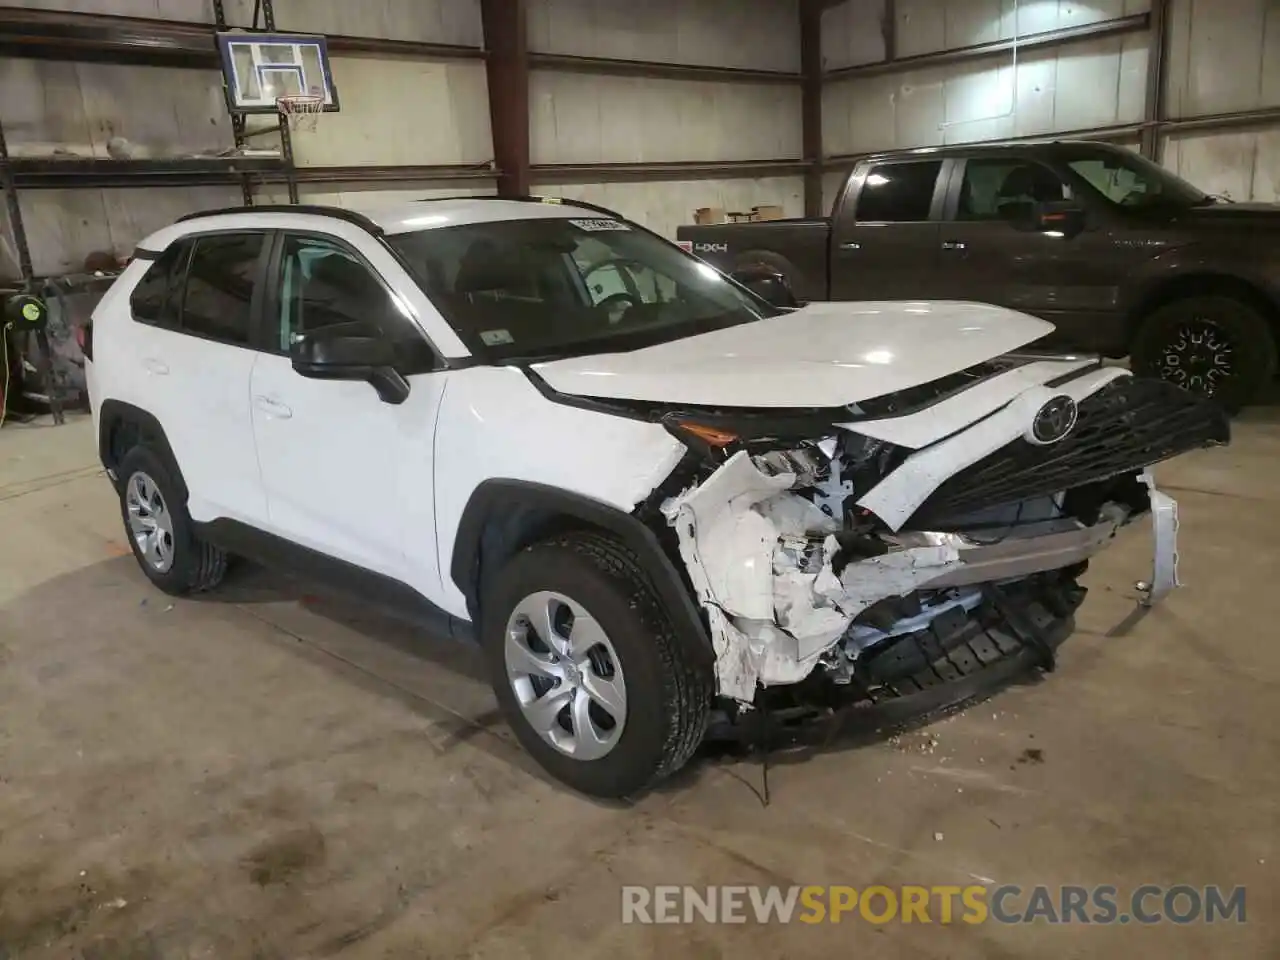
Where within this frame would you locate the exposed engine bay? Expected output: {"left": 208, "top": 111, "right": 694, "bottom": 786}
{"left": 652, "top": 363, "right": 1230, "bottom": 704}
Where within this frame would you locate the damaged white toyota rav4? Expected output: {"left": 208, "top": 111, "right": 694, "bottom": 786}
{"left": 86, "top": 197, "right": 1228, "bottom": 798}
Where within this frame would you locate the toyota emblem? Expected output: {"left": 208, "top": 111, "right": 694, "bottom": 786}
{"left": 1029, "top": 395, "right": 1078, "bottom": 445}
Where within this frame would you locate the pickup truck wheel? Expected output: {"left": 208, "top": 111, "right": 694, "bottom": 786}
{"left": 481, "top": 532, "right": 714, "bottom": 798}
{"left": 117, "top": 445, "right": 228, "bottom": 596}
{"left": 1131, "top": 296, "right": 1276, "bottom": 412}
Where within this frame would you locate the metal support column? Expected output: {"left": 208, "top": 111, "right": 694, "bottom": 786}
{"left": 800, "top": 0, "right": 824, "bottom": 218}
{"left": 480, "top": 0, "right": 530, "bottom": 197}
{"left": 881, "top": 0, "right": 897, "bottom": 62}
{"left": 0, "top": 114, "right": 33, "bottom": 281}
{"left": 259, "top": 0, "right": 298, "bottom": 203}
{"left": 1140, "top": 0, "right": 1170, "bottom": 161}
{"left": 212, "top": 0, "right": 253, "bottom": 205}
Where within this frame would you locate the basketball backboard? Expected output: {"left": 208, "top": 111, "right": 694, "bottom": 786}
{"left": 216, "top": 31, "right": 339, "bottom": 114}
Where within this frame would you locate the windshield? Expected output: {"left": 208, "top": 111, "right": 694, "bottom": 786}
{"left": 1062, "top": 146, "right": 1209, "bottom": 210}
{"left": 388, "top": 216, "right": 778, "bottom": 362}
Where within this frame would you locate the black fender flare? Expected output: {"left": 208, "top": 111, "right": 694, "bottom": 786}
{"left": 449, "top": 479, "right": 713, "bottom": 661}
{"left": 97, "top": 400, "right": 188, "bottom": 501}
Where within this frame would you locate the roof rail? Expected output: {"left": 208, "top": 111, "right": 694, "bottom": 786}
{"left": 175, "top": 204, "right": 384, "bottom": 235}
{"left": 413, "top": 193, "right": 629, "bottom": 222}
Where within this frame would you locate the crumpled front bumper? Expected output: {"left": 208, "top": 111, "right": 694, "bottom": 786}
{"left": 662, "top": 451, "right": 1182, "bottom": 703}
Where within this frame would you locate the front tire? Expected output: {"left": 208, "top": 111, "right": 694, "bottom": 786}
{"left": 481, "top": 532, "right": 714, "bottom": 798}
{"left": 117, "top": 445, "right": 228, "bottom": 596}
{"left": 1131, "top": 295, "right": 1276, "bottom": 412}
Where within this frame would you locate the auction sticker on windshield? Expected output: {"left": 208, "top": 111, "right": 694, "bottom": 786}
{"left": 569, "top": 219, "right": 631, "bottom": 231}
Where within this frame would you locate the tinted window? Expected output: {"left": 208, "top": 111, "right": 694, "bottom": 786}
{"left": 957, "top": 159, "right": 1069, "bottom": 221}
{"left": 130, "top": 240, "right": 192, "bottom": 327}
{"left": 388, "top": 217, "right": 776, "bottom": 362}
{"left": 276, "top": 233, "right": 438, "bottom": 370}
{"left": 180, "top": 233, "right": 264, "bottom": 346}
{"left": 855, "top": 161, "right": 943, "bottom": 222}
{"left": 1065, "top": 149, "right": 1207, "bottom": 209}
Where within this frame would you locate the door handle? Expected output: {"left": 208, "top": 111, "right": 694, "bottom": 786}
{"left": 142, "top": 357, "right": 169, "bottom": 376}
{"left": 941, "top": 240, "right": 968, "bottom": 251}
{"left": 253, "top": 394, "right": 293, "bottom": 419}
{"left": 839, "top": 241, "right": 862, "bottom": 251}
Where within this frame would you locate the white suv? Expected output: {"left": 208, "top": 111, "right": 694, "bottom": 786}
{"left": 85, "top": 197, "right": 1229, "bottom": 797}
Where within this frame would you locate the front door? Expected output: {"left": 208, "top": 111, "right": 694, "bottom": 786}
{"left": 829, "top": 158, "right": 946, "bottom": 301}
{"left": 248, "top": 231, "right": 446, "bottom": 591}
{"left": 934, "top": 157, "right": 1125, "bottom": 351}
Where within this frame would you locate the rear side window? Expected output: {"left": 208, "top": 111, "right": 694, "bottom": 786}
{"left": 181, "top": 233, "right": 265, "bottom": 346}
{"left": 855, "top": 161, "right": 944, "bottom": 223}
{"left": 130, "top": 240, "right": 192, "bottom": 327}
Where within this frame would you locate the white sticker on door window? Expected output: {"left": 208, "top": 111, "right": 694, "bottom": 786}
{"left": 480, "top": 328, "right": 515, "bottom": 346}
{"left": 569, "top": 218, "right": 631, "bottom": 232}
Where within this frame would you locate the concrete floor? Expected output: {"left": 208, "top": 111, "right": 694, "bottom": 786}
{"left": 0, "top": 413, "right": 1276, "bottom": 959}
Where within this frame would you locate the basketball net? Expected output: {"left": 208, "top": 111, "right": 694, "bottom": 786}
{"left": 277, "top": 94, "right": 324, "bottom": 133}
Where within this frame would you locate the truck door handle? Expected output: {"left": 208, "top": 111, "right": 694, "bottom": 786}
{"left": 839, "top": 241, "right": 861, "bottom": 251}
{"left": 142, "top": 357, "right": 169, "bottom": 376}
{"left": 254, "top": 395, "right": 293, "bottom": 419}
{"left": 941, "top": 240, "right": 968, "bottom": 251}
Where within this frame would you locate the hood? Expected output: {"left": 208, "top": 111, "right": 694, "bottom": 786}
{"left": 532, "top": 301, "right": 1053, "bottom": 409}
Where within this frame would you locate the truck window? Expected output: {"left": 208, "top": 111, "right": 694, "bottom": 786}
{"left": 855, "top": 161, "right": 943, "bottom": 223}
{"left": 957, "top": 159, "right": 1070, "bottom": 221}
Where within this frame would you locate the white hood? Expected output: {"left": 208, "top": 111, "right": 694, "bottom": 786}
{"left": 533, "top": 300, "right": 1054, "bottom": 408}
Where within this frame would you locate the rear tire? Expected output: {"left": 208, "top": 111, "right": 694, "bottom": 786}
{"left": 481, "top": 532, "right": 714, "bottom": 798}
{"left": 117, "top": 445, "right": 228, "bottom": 596}
{"left": 1131, "top": 295, "right": 1276, "bottom": 413}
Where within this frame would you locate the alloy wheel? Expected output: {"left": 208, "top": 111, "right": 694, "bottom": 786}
{"left": 1158, "top": 319, "right": 1234, "bottom": 397}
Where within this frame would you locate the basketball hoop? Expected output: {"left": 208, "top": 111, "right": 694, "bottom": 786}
{"left": 277, "top": 94, "right": 324, "bottom": 133}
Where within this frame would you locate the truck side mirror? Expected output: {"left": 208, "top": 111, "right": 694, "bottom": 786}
{"left": 731, "top": 267, "right": 799, "bottom": 309}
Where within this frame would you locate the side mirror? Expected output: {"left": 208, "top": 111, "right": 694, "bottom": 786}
{"left": 731, "top": 268, "right": 799, "bottom": 309}
{"left": 291, "top": 329, "right": 409, "bottom": 404}
{"left": 1012, "top": 200, "right": 1086, "bottom": 237}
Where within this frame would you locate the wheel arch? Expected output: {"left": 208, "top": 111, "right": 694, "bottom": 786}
{"left": 98, "top": 400, "right": 188, "bottom": 501}
{"left": 1127, "top": 272, "right": 1280, "bottom": 346}
{"left": 450, "top": 480, "right": 713, "bottom": 662}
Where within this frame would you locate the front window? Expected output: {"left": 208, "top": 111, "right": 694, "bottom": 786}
{"left": 387, "top": 216, "right": 778, "bottom": 362}
{"left": 1063, "top": 147, "right": 1209, "bottom": 210}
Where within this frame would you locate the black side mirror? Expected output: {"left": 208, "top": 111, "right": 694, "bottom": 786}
{"left": 1012, "top": 200, "right": 1087, "bottom": 237}
{"left": 731, "top": 268, "right": 799, "bottom": 309}
{"left": 291, "top": 328, "right": 410, "bottom": 404}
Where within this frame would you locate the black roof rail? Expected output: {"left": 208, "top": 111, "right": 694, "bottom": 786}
{"left": 413, "top": 193, "right": 629, "bottom": 222}
{"left": 175, "top": 204, "right": 384, "bottom": 235}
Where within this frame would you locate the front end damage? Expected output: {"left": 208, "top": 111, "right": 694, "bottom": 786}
{"left": 655, "top": 367, "right": 1229, "bottom": 705}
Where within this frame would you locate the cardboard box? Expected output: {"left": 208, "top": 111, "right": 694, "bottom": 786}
{"left": 751, "top": 204, "right": 785, "bottom": 221}
{"left": 693, "top": 206, "right": 726, "bottom": 224}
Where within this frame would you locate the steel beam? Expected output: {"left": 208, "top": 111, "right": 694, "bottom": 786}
{"left": 800, "top": 0, "right": 824, "bottom": 217}
{"left": 1140, "top": 0, "right": 1170, "bottom": 160}
{"left": 480, "top": 0, "right": 529, "bottom": 197}
{"left": 529, "top": 52, "right": 799, "bottom": 84}
{"left": 530, "top": 159, "right": 808, "bottom": 185}
{"left": 0, "top": 116, "right": 33, "bottom": 282}
{"left": 825, "top": 12, "right": 1150, "bottom": 81}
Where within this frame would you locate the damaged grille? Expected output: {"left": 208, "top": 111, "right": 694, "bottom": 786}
{"left": 908, "top": 377, "right": 1230, "bottom": 525}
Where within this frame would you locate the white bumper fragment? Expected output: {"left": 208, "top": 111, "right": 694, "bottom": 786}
{"left": 663, "top": 451, "right": 1175, "bottom": 703}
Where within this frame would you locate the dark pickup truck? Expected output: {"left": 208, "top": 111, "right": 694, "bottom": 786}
{"left": 677, "top": 140, "right": 1280, "bottom": 410}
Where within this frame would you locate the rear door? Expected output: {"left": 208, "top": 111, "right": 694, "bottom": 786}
{"left": 127, "top": 231, "right": 269, "bottom": 526}
{"left": 828, "top": 158, "right": 948, "bottom": 301}
{"left": 934, "top": 155, "right": 1126, "bottom": 348}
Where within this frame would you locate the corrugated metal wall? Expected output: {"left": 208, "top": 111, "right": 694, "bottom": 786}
{"left": 820, "top": 0, "right": 1280, "bottom": 210}
{"left": 1161, "top": 0, "right": 1280, "bottom": 201}
{"left": 0, "top": 0, "right": 498, "bottom": 274}
{"left": 524, "top": 0, "right": 805, "bottom": 236}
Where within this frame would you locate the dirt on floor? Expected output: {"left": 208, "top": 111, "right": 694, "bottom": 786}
{"left": 0, "top": 414, "right": 1276, "bottom": 959}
